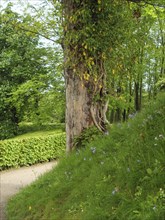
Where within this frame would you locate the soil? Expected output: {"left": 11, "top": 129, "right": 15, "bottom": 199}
{"left": 0, "top": 161, "right": 57, "bottom": 220}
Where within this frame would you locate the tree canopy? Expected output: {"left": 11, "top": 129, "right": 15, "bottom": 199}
{"left": 0, "top": 4, "right": 64, "bottom": 139}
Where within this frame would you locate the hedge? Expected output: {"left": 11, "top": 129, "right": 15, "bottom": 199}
{"left": 0, "top": 133, "right": 66, "bottom": 170}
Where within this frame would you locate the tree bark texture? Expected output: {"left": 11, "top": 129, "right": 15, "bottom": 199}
{"left": 62, "top": 0, "right": 108, "bottom": 152}
{"left": 65, "top": 71, "right": 94, "bottom": 152}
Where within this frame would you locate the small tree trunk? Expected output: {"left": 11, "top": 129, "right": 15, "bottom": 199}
{"left": 134, "top": 81, "right": 140, "bottom": 111}
{"left": 10, "top": 106, "right": 19, "bottom": 135}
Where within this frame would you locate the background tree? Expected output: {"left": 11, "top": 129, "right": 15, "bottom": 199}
{"left": 0, "top": 4, "right": 64, "bottom": 139}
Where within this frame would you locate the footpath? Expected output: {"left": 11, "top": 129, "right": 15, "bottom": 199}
{"left": 0, "top": 161, "right": 57, "bottom": 220}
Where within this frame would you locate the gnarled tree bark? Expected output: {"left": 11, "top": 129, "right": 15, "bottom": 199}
{"left": 62, "top": 0, "right": 109, "bottom": 152}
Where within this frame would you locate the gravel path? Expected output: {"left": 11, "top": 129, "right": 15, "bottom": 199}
{"left": 0, "top": 161, "right": 57, "bottom": 220}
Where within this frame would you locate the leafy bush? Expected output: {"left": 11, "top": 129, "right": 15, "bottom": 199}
{"left": 0, "top": 118, "right": 18, "bottom": 140}
{"left": 0, "top": 133, "right": 66, "bottom": 170}
{"left": 73, "top": 126, "right": 102, "bottom": 149}
{"left": 156, "top": 77, "right": 165, "bottom": 91}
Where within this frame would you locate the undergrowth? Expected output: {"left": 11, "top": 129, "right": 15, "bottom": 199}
{"left": 7, "top": 93, "right": 165, "bottom": 220}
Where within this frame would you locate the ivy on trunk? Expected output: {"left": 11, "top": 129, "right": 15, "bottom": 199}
{"left": 62, "top": 0, "right": 111, "bottom": 151}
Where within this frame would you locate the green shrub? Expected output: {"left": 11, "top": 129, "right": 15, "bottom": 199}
{"left": 0, "top": 133, "right": 66, "bottom": 170}
{"left": 0, "top": 118, "right": 18, "bottom": 140}
{"left": 73, "top": 126, "right": 102, "bottom": 149}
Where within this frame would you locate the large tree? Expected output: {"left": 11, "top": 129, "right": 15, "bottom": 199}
{"left": 60, "top": 0, "right": 134, "bottom": 151}
{"left": 0, "top": 5, "right": 54, "bottom": 139}
{"left": 60, "top": 0, "right": 165, "bottom": 151}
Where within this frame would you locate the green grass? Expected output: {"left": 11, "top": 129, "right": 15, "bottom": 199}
{"left": 7, "top": 93, "right": 165, "bottom": 220}
{"left": 10, "top": 129, "right": 64, "bottom": 140}
{"left": 9, "top": 122, "right": 65, "bottom": 140}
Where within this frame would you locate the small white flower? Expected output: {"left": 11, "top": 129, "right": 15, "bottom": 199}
{"left": 91, "top": 147, "right": 96, "bottom": 154}
{"left": 127, "top": 167, "right": 130, "bottom": 172}
{"left": 153, "top": 206, "right": 156, "bottom": 210}
{"left": 112, "top": 190, "right": 116, "bottom": 195}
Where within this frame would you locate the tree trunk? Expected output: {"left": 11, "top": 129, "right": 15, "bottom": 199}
{"left": 65, "top": 66, "right": 108, "bottom": 151}
{"left": 134, "top": 81, "right": 140, "bottom": 111}
{"left": 62, "top": 0, "right": 108, "bottom": 152}
{"left": 10, "top": 106, "right": 19, "bottom": 135}
{"left": 65, "top": 71, "right": 94, "bottom": 152}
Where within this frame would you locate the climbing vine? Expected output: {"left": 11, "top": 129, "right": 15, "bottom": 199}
{"left": 62, "top": 0, "right": 133, "bottom": 132}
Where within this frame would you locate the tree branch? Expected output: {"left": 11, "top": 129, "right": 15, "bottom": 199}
{"left": 90, "top": 106, "right": 103, "bottom": 132}
{"left": 127, "top": 0, "right": 165, "bottom": 8}
{"left": 19, "top": 26, "right": 57, "bottom": 43}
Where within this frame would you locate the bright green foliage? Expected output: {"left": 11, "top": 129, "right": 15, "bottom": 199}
{"left": 61, "top": 0, "right": 165, "bottom": 125}
{"left": 32, "top": 84, "right": 65, "bottom": 124}
{"left": 63, "top": 0, "right": 133, "bottom": 92}
{"left": 156, "top": 76, "right": 165, "bottom": 91}
{"left": 6, "top": 93, "right": 165, "bottom": 220}
{"left": 0, "top": 133, "right": 65, "bottom": 170}
{"left": 0, "top": 4, "right": 65, "bottom": 139}
{"left": 0, "top": 5, "right": 46, "bottom": 139}
{"left": 1, "top": 1, "right": 164, "bottom": 141}
{"left": 106, "top": 2, "right": 165, "bottom": 118}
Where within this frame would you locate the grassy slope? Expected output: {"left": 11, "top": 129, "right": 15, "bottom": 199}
{"left": 7, "top": 94, "right": 165, "bottom": 220}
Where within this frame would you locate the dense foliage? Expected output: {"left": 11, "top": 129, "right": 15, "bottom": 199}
{"left": 57, "top": 0, "right": 164, "bottom": 149}
{"left": 0, "top": 133, "right": 65, "bottom": 170}
{"left": 0, "top": 1, "right": 164, "bottom": 143}
{"left": 0, "top": 4, "right": 65, "bottom": 140}
{"left": 6, "top": 93, "right": 165, "bottom": 219}
{"left": 61, "top": 0, "right": 165, "bottom": 123}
